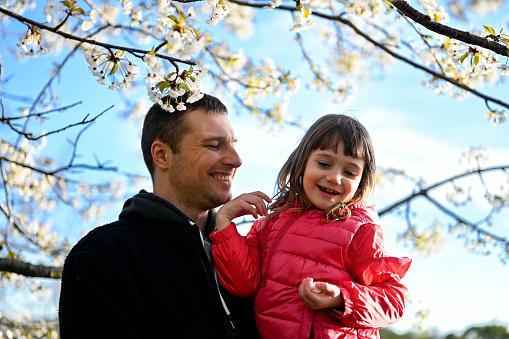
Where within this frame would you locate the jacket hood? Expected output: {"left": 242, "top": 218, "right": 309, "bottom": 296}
{"left": 350, "top": 202, "right": 379, "bottom": 224}
{"left": 280, "top": 201, "right": 379, "bottom": 224}
{"left": 119, "top": 190, "right": 216, "bottom": 236}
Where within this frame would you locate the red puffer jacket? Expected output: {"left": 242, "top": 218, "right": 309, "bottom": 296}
{"left": 211, "top": 203, "right": 411, "bottom": 339}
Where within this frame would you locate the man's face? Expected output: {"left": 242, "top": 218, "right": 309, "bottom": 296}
{"left": 167, "top": 108, "right": 242, "bottom": 214}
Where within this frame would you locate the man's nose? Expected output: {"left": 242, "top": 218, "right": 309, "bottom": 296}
{"left": 224, "top": 145, "right": 242, "bottom": 168}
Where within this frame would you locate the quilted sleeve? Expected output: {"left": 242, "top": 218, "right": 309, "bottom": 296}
{"left": 210, "top": 219, "right": 265, "bottom": 297}
{"left": 336, "top": 223, "right": 412, "bottom": 329}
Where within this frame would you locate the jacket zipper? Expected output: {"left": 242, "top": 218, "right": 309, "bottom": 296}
{"left": 261, "top": 214, "right": 299, "bottom": 284}
{"left": 189, "top": 220, "right": 239, "bottom": 338}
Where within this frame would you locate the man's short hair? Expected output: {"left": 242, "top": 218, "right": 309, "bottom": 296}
{"left": 141, "top": 93, "right": 228, "bottom": 177}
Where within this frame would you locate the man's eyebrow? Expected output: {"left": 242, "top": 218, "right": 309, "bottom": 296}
{"left": 202, "top": 136, "right": 238, "bottom": 143}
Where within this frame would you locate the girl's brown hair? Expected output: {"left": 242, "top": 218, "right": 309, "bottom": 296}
{"left": 269, "top": 114, "right": 376, "bottom": 220}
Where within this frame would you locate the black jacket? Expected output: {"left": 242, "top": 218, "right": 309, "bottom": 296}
{"left": 59, "top": 190, "right": 258, "bottom": 338}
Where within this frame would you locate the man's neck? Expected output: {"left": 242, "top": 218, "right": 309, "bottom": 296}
{"left": 169, "top": 201, "right": 209, "bottom": 233}
{"left": 153, "top": 184, "right": 211, "bottom": 232}
{"left": 193, "top": 211, "right": 210, "bottom": 234}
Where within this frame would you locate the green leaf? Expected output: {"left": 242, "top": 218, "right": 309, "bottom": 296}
{"left": 74, "top": 7, "right": 86, "bottom": 15}
{"left": 7, "top": 250, "right": 16, "bottom": 259}
{"left": 484, "top": 25, "right": 496, "bottom": 35}
{"left": 180, "top": 82, "right": 190, "bottom": 92}
{"left": 474, "top": 54, "right": 480, "bottom": 66}
{"left": 35, "top": 33, "right": 43, "bottom": 45}
{"left": 382, "top": 0, "right": 394, "bottom": 9}
{"left": 156, "top": 81, "right": 169, "bottom": 91}
{"left": 61, "top": 0, "right": 71, "bottom": 8}
{"left": 108, "top": 62, "right": 119, "bottom": 76}
{"left": 169, "top": 15, "right": 179, "bottom": 24}
{"left": 459, "top": 52, "right": 469, "bottom": 64}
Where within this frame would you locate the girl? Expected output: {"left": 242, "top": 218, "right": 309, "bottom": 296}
{"left": 210, "top": 114, "right": 411, "bottom": 339}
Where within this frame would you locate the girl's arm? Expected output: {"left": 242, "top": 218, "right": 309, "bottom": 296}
{"left": 336, "top": 223, "right": 412, "bottom": 328}
{"left": 211, "top": 192, "right": 271, "bottom": 297}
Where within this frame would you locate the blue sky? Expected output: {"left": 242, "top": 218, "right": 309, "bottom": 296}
{"left": 1, "top": 0, "right": 509, "bottom": 335}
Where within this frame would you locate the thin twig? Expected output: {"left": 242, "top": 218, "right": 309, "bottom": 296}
{"left": 0, "top": 6, "right": 195, "bottom": 66}
{"left": 227, "top": 0, "right": 509, "bottom": 111}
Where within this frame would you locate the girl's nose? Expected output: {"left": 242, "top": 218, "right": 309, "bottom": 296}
{"left": 326, "top": 172, "right": 342, "bottom": 185}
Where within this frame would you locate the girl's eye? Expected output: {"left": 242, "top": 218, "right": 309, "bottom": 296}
{"left": 318, "top": 161, "right": 330, "bottom": 168}
{"left": 344, "top": 170, "right": 357, "bottom": 177}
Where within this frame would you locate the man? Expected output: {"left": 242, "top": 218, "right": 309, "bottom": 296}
{"left": 59, "top": 94, "right": 258, "bottom": 338}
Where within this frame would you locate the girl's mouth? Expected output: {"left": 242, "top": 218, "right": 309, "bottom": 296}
{"left": 318, "top": 185, "right": 339, "bottom": 195}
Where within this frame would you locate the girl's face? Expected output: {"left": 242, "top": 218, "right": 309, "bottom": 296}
{"left": 302, "top": 141, "right": 365, "bottom": 210}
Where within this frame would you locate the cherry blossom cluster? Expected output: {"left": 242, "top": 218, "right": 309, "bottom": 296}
{"left": 145, "top": 63, "right": 206, "bottom": 113}
{"left": 419, "top": 0, "right": 450, "bottom": 24}
{"left": 448, "top": 38, "right": 499, "bottom": 75}
{"left": 84, "top": 48, "right": 139, "bottom": 89}
{"left": 342, "top": 0, "right": 385, "bottom": 19}
{"left": 151, "top": 8, "right": 208, "bottom": 61}
{"left": 16, "top": 25, "right": 49, "bottom": 58}
{"left": 206, "top": 0, "right": 232, "bottom": 25}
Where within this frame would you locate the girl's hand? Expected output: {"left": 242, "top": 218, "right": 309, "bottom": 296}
{"left": 216, "top": 191, "right": 272, "bottom": 232}
{"left": 298, "top": 277, "right": 345, "bottom": 311}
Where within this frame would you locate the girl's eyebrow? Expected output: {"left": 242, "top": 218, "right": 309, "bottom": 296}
{"left": 313, "top": 150, "right": 335, "bottom": 156}
{"left": 312, "top": 151, "right": 363, "bottom": 170}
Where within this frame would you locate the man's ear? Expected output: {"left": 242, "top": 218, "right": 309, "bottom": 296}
{"left": 151, "top": 140, "right": 172, "bottom": 170}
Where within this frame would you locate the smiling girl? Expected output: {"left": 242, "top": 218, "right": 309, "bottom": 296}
{"left": 210, "top": 114, "right": 412, "bottom": 339}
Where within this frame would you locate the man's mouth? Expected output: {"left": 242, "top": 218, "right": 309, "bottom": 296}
{"left": 212, "top": 174, "right": 232, "bottom": 181}
{"left": 318, "top": 185, "right": 339, "bottom": 195}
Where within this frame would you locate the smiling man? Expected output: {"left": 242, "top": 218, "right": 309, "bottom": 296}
{"left": 59, "top": 94, "right": 258, "bottom": 339}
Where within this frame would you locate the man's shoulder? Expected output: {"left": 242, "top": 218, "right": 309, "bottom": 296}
{"left": 69, "top": 218, "right": 138, "bottom": 254}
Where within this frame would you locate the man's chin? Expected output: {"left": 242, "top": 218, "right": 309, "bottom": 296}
{"left": 208, "top": 193, "right": 232, "bottom": 209}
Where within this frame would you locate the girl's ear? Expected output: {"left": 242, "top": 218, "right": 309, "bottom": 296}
{"left": 151, "top": 140, "right": 172, "bottom": 170}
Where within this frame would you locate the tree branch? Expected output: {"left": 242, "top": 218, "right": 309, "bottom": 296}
{"left": 389, "top": 0, "right": 509, "bottom": 56}
{"left": 0, "top": 5, "right": 195, "bottom": 66}
{"left": 0, "top": 258, "right": 62, "bottom": 279}
{"left": 5, "top": 105, "right": 112, "bottom": 141}
{"left": 227, "top": 0, "right": 509, "bottom": 111}
{"left": 0, "top": 101, "right": 83, "bottom": 122}
{"left": 424, "top": 193, "right": 508, "bottom": 245}
{"left": 378, "top": 165, "right": 509, "bottom": 216}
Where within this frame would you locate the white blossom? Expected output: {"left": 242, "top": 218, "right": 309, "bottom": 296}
{"left": 187, "top": 92, "right": 204, "bottom": 103}
{"left": 499, "top": 64, "right": 509, "bottom": 75}
{"left": 176, "top": 102, "right": 187, "bottom": 111}
{"left": 206, "top": 0, "right": 232, "bottom": 25}
{"left": 151, "top": 23, "right": 166, "bottom": 39}
{"left": 82, "top": 10, "right": 98, "bottom": 32}
{"left": 44, "top": 0, "right": 57, "bottom": 23}
{"left": 161, "top": 102, "right": 176, "bottom": 112}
